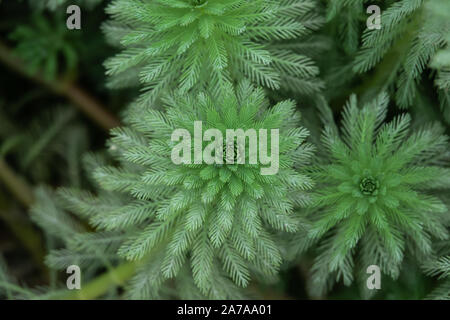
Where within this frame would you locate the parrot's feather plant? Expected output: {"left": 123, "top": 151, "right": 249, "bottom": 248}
{"left": 304, "top": 92, "right": 450, "bottom": 295}
{"left": 2, "top": 0, "right": 450, "bottom": 301}
{"left": 10, "top": 13, "right": 79, "bottom": 80}
{"left": 103, "top": 0, "right": 324, "bottom": 105}
{"left": 59, "top": 82, "right": 314, "bottom": 297}
{"left": 423, "top": 251, "right": 450, "bottom": 300}
{"left": 323, "top": 0, "right": 450, "bottom": 122}
{"left": 353, "top": 0, "right": 449, "bottom": 109}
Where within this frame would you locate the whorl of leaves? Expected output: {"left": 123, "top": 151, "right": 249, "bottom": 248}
{"left": 103, "top": 0, "right": 324, "bottom": 106}
{"left": 63, "top": 82, "right": 314, "bottom": 297}
{"left": 304, "top": 92, "right": 450, "bottom": 295}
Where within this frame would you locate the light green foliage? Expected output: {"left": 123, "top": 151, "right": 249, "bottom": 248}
{"left": 103, "top": 0, "right": 324, "bottom": 105}
{"left": 423, "top": 255, "right": 450, "bottom": 300}
{"left": 10, "top": 14, "right": 79, "bottom": 80}
{"left": 353, "top": 0, "right": 449, "bottom": 108}
{"left": 306, "top": 92, "right": 450, "bottom": 295}
{"left": 427, "top": 0, "right": 450, "bottom": 88}
{"left": 32, "top": 185, "right": 125, "bottom": 279}
{"left": 422, "top": 239, "right": 450, "bottom": 300}
{"left": 325, "top": 0, "right": 368, "bottom": 55}
{"left": 66, "top": 82, "right": 314, "bottom": 297}
{"left": 0, "top": 183, "right": 122, "bottom": 300}
{"left": 426, "top": 0, "right": 450, "bottom": 123}
{"left": 324, "top": 0, "right": 450, "bottom": 122}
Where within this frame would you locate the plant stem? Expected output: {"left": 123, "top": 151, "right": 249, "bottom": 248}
{"left": 0, "top": 158, "right": 34, "bottom": 208}
{"left": 0, "top": 41, "right": 120, "bottom": 131}
{"left": 59, "top": 261, "right": 138, "bottom": 300}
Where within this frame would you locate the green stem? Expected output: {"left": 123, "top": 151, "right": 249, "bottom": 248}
{"left": 58, "top": 261, "right": 138, "bottom": 300}
{"left": 0, "top": 158, "right": 34, "bottom": 207}
{"left": 0, "top": 41, "right": 120, "bottom": 131}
